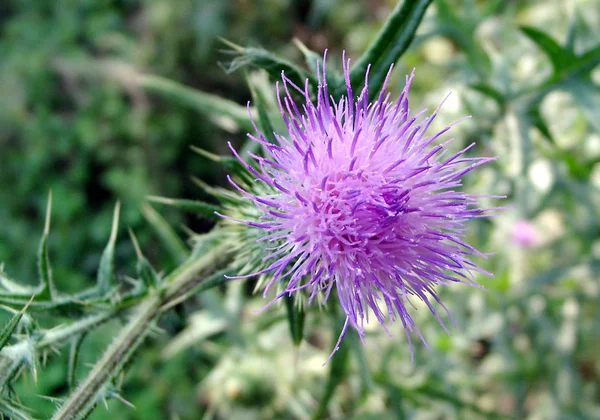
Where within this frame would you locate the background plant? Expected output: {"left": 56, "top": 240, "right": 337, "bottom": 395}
{"left": 0, "top": 0, "right": 599, "bottom": 419}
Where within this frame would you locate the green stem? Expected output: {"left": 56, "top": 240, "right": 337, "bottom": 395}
{"left": 348, "top": 0, "right": 433, "bottom": 100}
{"left": 51, "top": 239, "right": 232, "bottom": 420}
{"left": 0, "top": 311, "right": 116, "bottom": 387}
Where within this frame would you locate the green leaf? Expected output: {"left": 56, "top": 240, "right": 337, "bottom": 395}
{"left": 312, "top": 313, "right": 350, "bottom": 420}
{"left": 574, "top": 44, "right": 600, "bottom": 74}
{"left": 284, "top": 295, "right": 305, "bottom": 346}
{"left": 0, "top": 297, "right": 33, "bottom": 351}
{"left": 0, "top": 267, "right": 37, "bottom": 296}
{"left": 376, "top": 380, "right": 406, "bottom": 418}
{"left": 190, "top": 145, "right": 250, "bottom": 176}
{"left": 67, "top": 333, "right": 87, "bottom": 389}
{"left": 37, "top": 191, "right": 56, "bottom": 301}
{"left": 435, "top": 0, "right": 491, "bottom": 76}
{"left": 349, "top": 0, "right": 433, "bottom": 100}
{"left": 293, "top": 38, "right": 325, "bottom": 78}
{"left": 190, "top": 177, "right": 242, "bottom": 207}
{"left": 565, "top": 12, "right": 578, "bottom": 51}
{"left": 526, "top": 103, "right": 554, "bottom": 144}
{"left": 520, "top": 26, "right": 576, "bottom": 73}
{"left": 248, "top": 76, "right": 278, "bottom": 145}
{"left": 147, "top": 196, "right": 221, "bottom": 220}
{"left": 293, "top": 39, "right": 344, "bottom": 91}
{"left": 561, "top": 78, "right": 600, "bottom": 132}
{"left": 521, "top": 259, "right": 600, "bottom": 294}
{"left": 129, "top": 229, "right": 161, "bottom": 290}
{"left": 223, "top": 40, "right": 317, "bottom": 93}
{"left": 351, "top": 334, "right": 374, "bottom": 397}
{"left": 97, "top": 202, "right": 120, "bottom": 295}
{"left": 142, "top": 204, "right": 188, "bottom": 265}
{"left": 138, "top": 74, "right": 255, "bottom": 133}
{"left": 469, "top": 83, "right": 505, "bottom": 108}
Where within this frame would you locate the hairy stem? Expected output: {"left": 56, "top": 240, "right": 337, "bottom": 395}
{"left": 51, "top": 238, "right": 232, "bottom": 420}
{"left": 0, "top": 311, "right": 117, "bottom": 388}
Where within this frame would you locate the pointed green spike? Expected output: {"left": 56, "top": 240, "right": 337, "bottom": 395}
{"left": 565, "top": 11, "right": 578, "bottom": 51}
{"left": 37, "top": 191, "right": 56, "bottom": 300}
{"left": 97, "top": 202, "right": 120, "bottom": 295}
{"left": 294, "top": 38, "right": 343, "bottom": 90}
{"left": 520, "top": 26, "right": 576, "bottom": 74}
{"left": 527, "top": 104, "right": 555, "bottom": 144}
{"left": 0, "top": 296, "right": 33, "bottom": 351}
{"left": 469, "top": 83, "right": 505, "bottom": 108}
{"left": 434, "top": 0, "right": 491, "bottom": 76}
{"left": 351, "top": 333, "right": 375, "bottom": 396}
{"left": 349, "top": 0, "right": 433, "bottom": 100}
{"left": 284, "top": 294, "right": 305, "bottom": 347}
{"left": 147, "top": 196, "right": 221, "bottom": 220}
{"left": 248, "top": 77, "right": 278, "bottom": 146}
{"left": 128, "top": 229, "right": 161, "bottom": 290}
{"left": 189, "top": 145, "right": 221, "bottom": 162}
{"left": 312, "top": 311, "right": 350, "bottom": 420}
{"left": 223, "top": 44, "right": 317, "bottom": 91}
{"left": 142, "top": 204, "right": 188, "bottom": 264}
{"left": 190, "top": 145, "right": 249, "bottom": 174}
{"left": 190, "top": 176, "right": 241, "bottom": 205}
{"left": 293, "top": 38, "right": 325, "bottom": 77}
{"left": 67, "top": 333, "right": 87, "bottom": 389}
{"left": 0, "top": 397, "right": 34, "bottom": 420}
{"left": 138, "top": 74, "right": 256, "bottom": 132}
{"left": 0, "top": 268, "right": 37, "bottom": 296}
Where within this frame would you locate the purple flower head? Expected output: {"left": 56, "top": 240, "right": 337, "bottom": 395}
{"left": 220, "top": 52, "right": 498, "bottom": 358}
{"left": 511, "top": 219, "right": 538, "bottom": 247}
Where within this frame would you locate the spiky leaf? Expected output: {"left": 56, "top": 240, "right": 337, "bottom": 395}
{"left": 520, "top": 25, "right": 576, "bottom": 74}
{"left": 67, "top": 333, "right": 87, "bottom": 389}
{"left": 147, "top": 196, "right": 221, "bottom": 220}
{"left": 37, "top": 192, "right": 56, "bottom": 301}
{"left": 224, "top": 42, "right": 317, "bottom": 92}
{"left": 349, "top": 0, "right": 433, "bottom": 100}
{"left": 138, "top": 74, "right": 255, "bottom": 132}
{"left": 284, "top": 295, "right": 305, "bottom": 346}
{"left": 97, "top": 202, "right": 120, "bottom": 295}
{"left": 142, "top": 204, "right": 188, "bottom": 264}
{"left": 312, "top": 313, "right": 350, "bottom": 420}
{"left": 0, "top": 298, "right": 33, "bottom": 351}
{"left": 129, "top": 229, "right": 161, "bottom": 290}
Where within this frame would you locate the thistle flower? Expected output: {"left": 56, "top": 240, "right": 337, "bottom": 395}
{"left": 220, "top": 52, "right": 498, "bottom": 357}
{"left": 511, "top": 219, "right": 538, "bottom": 247}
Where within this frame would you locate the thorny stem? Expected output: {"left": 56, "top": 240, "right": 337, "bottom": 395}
{"left": 51, "top": 238, "right": 232, "bottom": 420}
{"left": 0, "top": 311, "right": 117, "bottom": 387}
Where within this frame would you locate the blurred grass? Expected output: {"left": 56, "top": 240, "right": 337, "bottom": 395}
{"left": 1, "top": 0, "right": 599, "bottom": 419}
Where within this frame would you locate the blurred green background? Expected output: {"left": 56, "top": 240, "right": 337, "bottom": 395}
{"left": 1, "top": 0, "right": 599, "bottom": 418}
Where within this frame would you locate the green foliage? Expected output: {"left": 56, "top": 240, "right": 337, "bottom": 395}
{"left": 284, "top": 295, "right": 305, "bottom": 346}
{"left": 349, "top": 0, "right": 433, "bottom": 99}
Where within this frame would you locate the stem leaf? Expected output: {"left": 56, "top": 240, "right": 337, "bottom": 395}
{"left": 97, "top": 202, "right": 120, "bottom": 295}
{"left": 224, "top": 43, "right": 316, "bottom": 92}
{"left": 349, "top": 0, "right": 433, "bottom": 100}
{"left": 67, "top": 333, "right": 87, "bottom": 389}
{"left": 284, "top": 295, "right": 305, "bottom": 346}
{"left": 129, "top": 229, "right": 161, "bottom": 290}
{"left": 0, "top": 297, "right": 33, "bottom": 351}
{"left": 520, "top": 25, "right": 576, "bottom": 73}
{"left": 37, "top": 191, "right": 56, "bottom": 301}
{"left": 139, "top": 74, "right": 255, "bottom": 132}
{"left": 142, "top": 204, "right": 189, "bottom": 265}
{"left": 312, "top": 314, "right": 350, "bottom": 420}
{"left": 147, "top": 196, "right": 221, "bottom": 220}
